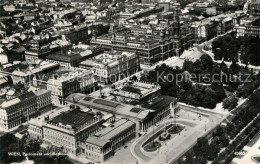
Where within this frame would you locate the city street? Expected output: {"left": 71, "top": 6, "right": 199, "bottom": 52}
{"left": 130, "top": 109, "right": 226, "bottom": 164}
{"left": 1, "top": 0, "right": 260, "bottom": 164}
{"left": 104, "top": 139, "right": 138, "bottom": 164}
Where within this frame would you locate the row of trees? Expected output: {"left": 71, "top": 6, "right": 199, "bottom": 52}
{"left": 141, "top": 52, "right": 260, "bottom": 109}
{"left": 0, "top": 133, "right": 41, "bottom": 163}
{"left": 0, "top": 133, "right": 26, "bottom": 163}
{"left": 178, "top": 89, "right": 260, "bottom": 164}
{"left": 223, "top": 73, "right": 260, "bottom": 110}
{"left": 213, "top": 99, "right": 260, "bottom": 163}
{"left": 212, "top": 32, "right": 239, "bottom": 62}
{"left": 140, "top": 54, "right": 255, "bottom": 109}
{"left": 141, "top": 64, "right": 226, "bottom": 109}
{"left": 212, "top": 34, "right": 260, "bottom": 66}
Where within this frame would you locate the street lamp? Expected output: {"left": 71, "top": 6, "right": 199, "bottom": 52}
{"left": 148, "top": 110, "right": 156, "bottom": 146}
{"left": 205, "top": 120, "right": 207, "bottom": 132}
{"left": 170, "top": 102, "right": 176, "bottom": 127}
{"left": 152, "top": 118, "right": 155, "bottom": 146}
{"left": 165, "top": 149, "right": 168, "bottom": 164}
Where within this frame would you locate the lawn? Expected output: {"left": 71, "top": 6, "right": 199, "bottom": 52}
{"left": 143, "top": 141, "right": 161, "bottom": 152}
{"left": 168, "top": 124, "right": 184, "bottom": 134}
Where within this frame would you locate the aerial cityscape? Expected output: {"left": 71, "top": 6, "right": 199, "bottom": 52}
{"left": 0, "top": 0, "right": 260, "bottom": 164}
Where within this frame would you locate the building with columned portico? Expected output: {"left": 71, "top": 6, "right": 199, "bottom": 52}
{"left": 65, "top": 93, "right": 177, "bottom": 132}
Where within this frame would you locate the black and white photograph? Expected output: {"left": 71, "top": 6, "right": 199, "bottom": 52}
{"left": 0, "top": 0, "right": 260, "bottom": 164}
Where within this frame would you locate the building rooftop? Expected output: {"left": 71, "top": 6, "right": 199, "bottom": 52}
{"left": 18, "top": 91, "right": 36, "bottom": 102}
{"left": 28, "top": 117, "right": 46, "bottom": 128}
{"left": 94, "top": 119, "right": 135, "bottom": 140}
{"left": 79, "top": 51, "right": 136, "bottom": 68}
{"left": 46, "top": 68, "right": 93, "bottom": 83}
{"left": 66, "top": 93, "right": 154, "bottom": 121}
{"left": 86, "top": 119, "right": 135, "bottom": 147}
{"left": 1, "top": 98, "right": 21, "bottom": 109}
{"left": 46, "top": 50, "right": 81, "bottom": 63}
{"left": 50, "top": 109, "right": 96, "bottom": 128}
{"left": 93, "top": 31, "right": 160, "bottom": 48}
{"left": 0, "top": 91, "right": 37, "bottom": 110}
{"left": 34, "top": 89, "right": 50, "bottom": 96}
{"left": 111, "top": 81, "right": 161, "bottom": 100}
{"left": 139, "top": 95, "right": 177, "bottom": 111}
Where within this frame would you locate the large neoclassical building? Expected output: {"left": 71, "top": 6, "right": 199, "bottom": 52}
{"left": 90, "top": 10, "right": 193, "bottom": 66}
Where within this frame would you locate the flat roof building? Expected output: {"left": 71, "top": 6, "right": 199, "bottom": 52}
{"left": 90, "top": 9, "right": 185, "bottom": 67}
{"left": 43, "top": 108, "right": 104, "bottom": 154}
{"left": 46, "top": 68, "right": 97, "bottom": 105}
{"left": 0, "top": 90, "right": 52, "bottom": 130}
{"left": 66, "top": 93, "right": 177, "bottom": 132}
{"left": 81, "top": 119, "right": 136, "bottom": 162}
{"left": 111, "top": 81, "right": 161, "bottom": 104}
{"left": 79, "top": 51, "right": 140, "bottom": 84}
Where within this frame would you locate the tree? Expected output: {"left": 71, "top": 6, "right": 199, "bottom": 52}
{"left": 240, "top": 45, "right": 249, "bottom": 65}
{"left": 211, "top": 63, "right": 221, "bottom": 75}
{"left": 0, "top": 133, "right": 17, "bottom": 148}
{"left": 210, "top": 84, "right": 226, "bottom": 102}
{"left": 28, "top": 140, "right": 41, "bottom": 152}
{"left": 194, "top": 137, "right": 209, "bottom": 157}
{"left": 205, "top": 87, "right": 215, "bottom": 97}
{"left": 208, "top": 141, "right": 220, "bottom": 161}
{"left": 202, "top": 96, "right": 217, "bottom": 109}
{"left": 180, "top": 80, "right": 192, "bottom": 91}
{"left": 200, "top": 54, "right": 214, "bottom": 72}
{"left": 249, "top": 90, "right": 260, "bottom": 104}
{"left": 33, "top": 155, "right": 73, "bottom": 164}
{"left": 222, "top": 94, "right": 238, "bottom": 110}
{"left": 219, "top": 134, "right": 229, "bottom": 147}
{"left": 247, "top": 43, "right": 260, "bottom": 66}
{"left": 0, "top": 133, "right": 25, "bottom": 164}
{"left": 14, "top": 81, "right": 26, "bottom": 92}
{"left": 236, "top": 85, "right": 250, "bottom": 98}
{"left": 213, "top": 125, "right": 225, "bottom": 138}
{"left": 185, "top": 151, "right": 195, "bottom": 164}
{"left": 230, "top": 60, "right": 241, "bottom": 75}
{"left": 165, "top": 85, "right": 180, "bottom": 97}
{"left": 225, "top": 122, "right": 235, "bottom": 134}
{"left": 196, "top": 155, "right": 207, "bottom": 164}
{"left": 182, "top": 60, "right": 194, "bottom": 72}
{"left": 90, "top": 24, "right": 110, "bottom": 36}
{"left": 220, "top": 61, "right": 227, "bottom": 69}
{"left": 131, "top": 75, "right": 138, "bottom": 81}
{"left": 7, "top": 143, "right": 25, "bottom": 163}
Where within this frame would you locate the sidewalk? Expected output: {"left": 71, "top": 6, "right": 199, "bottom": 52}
{"left": 68, "top": 153, "right": 94, "bottom": 164}
{"left": 130, "top": 117, "right": 200, "bottom": 164}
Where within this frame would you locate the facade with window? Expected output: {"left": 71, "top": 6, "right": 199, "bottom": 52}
{"left": 42, "top": 109, "right": 104, "bottom": 154}
{"left": 79, "top": 51, "right": 140, "bottom": 84}
{"left": 66, "top": 93, "right": 177, "bottom": 132}
{"left": 250, "top": 0, "right": 260, "bottom": 16}
{"left": 80, "top": 119, "right": 136, "bottom": 162}
{"left": 90, "top": 11, "right": 185, "bottom": 66}
{"left": 46, "top": 69, "right": 96, "bottom": 105}
{"left": 0, "top": 91, "right": 50, "bottom": 130}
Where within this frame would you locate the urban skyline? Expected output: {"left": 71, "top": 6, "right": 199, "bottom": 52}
{"left": 0, "top": 0, "right": 260, "bottom": 164}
